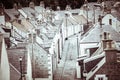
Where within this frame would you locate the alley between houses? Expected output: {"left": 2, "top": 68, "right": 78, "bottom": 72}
{"left": 54, "top": 37, "right": 79, "bottom": 80}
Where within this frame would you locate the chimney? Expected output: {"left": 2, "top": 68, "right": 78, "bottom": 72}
{"left": 13, "top": 3, "right": 18, "bottom": 10}
{"left": 18, "top": 3, "right": 22, "bottom": 9}
{"left": 0, "top": 3, "right": 4, "bottom": 15}
{"left": 106, "top": 41, "right": 116, "bottom": 50}
{"left": 102, "top": 32, "right": 111, "bottom": 40}
{"left": 57, "top": 6, "right": 61, "bottom": 11}
{"left": 40, "top": 1, "right": 45, "bottom": 8}
{"left": 102, "top": 32, "right": 107, "bottom": 40}
{"left": 101, "top": 32, "right": 114, "bottom": 49}
{"left": 29, "top": 2, "right": 35, "bottom": 9}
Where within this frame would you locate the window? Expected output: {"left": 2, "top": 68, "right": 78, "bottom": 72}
{"left": 109, "top": 19, "right": 112, "bottom": 25}
{"left": 98, "top": 77, "right": 103, "bottom": 80}
{"left": 95, "top": 74, "right": 107, "bottom": 80}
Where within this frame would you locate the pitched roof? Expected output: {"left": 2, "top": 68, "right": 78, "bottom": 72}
{"left": 7, "top": 47, "right": 27, "bottom": 75}
{"left": 4, "top": 9, "right": 24, "bottom": 21}
{"left": 81, "top": 25, "right": 120, "bottom": 43}
{"left": 22, "top": 7, "right": 36, "bottom": 18}
{"left": 12, "top": 21, "right": 28, "bottom": 33}
{"left": 28, "top": 42, "right": 49, "bottom": 78}
{"left": 72, "top": 15, "right": 87, "bottom": 24}
{"left": 85, "top": 57, "right": 104, "bottom": 73}
{"left": 111, "top": 10, "right": 120, "bottom": 21}
{"left": 10, "top": 64, "right": 20, "bottom": 80}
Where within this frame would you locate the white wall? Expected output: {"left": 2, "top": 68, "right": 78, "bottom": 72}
{"left": 79, "top": 43, "right": 98, "bottom": 56}
{"left": 0, "top": 16, "right": 5, "bottom": 25}
{"left": 62, "top": 22, "right": 82, "bottom": 39}
{"left": 102, "top": 14, "right": 120, "bottom": 32}
{"left": 26, "top": 48, "right": 32, "bottom": 80}
{"left": 49, "top": 33, "right": 61, "bottom": 80}
{"left": 0, "top": 38, "right": 10, "bottom": 80}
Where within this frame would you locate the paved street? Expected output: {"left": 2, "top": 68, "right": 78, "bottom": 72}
{"left": 54, "top": 37, "right": 79, "bottom": 80}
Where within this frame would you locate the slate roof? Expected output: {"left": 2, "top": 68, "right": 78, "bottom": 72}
{"left": 111, "top": 10, "right": 120, "bottom": 21}
{"left": 10, "top": 64, "right": 20, "bottom": 80}
{"left": 7, "top": 47, "right": 27, "bottom": 80}
{"left": 22, "top": 7, "right": 37, "bottom": 18}
{"left": 4, "top": 9, "right": 24, "bottom": 21}
{"left": 28, "top": 42, "right": 49, "bottom": 78}
{"left": 62, "top": 16, "right": 78, "bottom": 27}
{"left": 21, "top": 19, "right": 34, "bottom": 30}
{"left": 12, "top": 21, "right": 28, "bottom": 33}
{"left": 85, "top": 57, "right": 104, "bottom": 73}
{"left": 72, "top": 15, "right": 87, "bottom": 24}
{"left": 81, "top": 25, "right": 120, "bottom": 43}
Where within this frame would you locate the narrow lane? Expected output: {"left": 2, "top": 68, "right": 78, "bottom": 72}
{"left": 54, "top": 37, "right": 78, "bottom": 80}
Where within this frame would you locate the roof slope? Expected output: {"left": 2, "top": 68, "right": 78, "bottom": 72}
{"left": 7, "top": 47, "right": 27, "bottom": 77}
{"left": 5, "top": 9, "right": 24, "bottom": 21}
{"left": 10, "top": 64, "right": 20, "bottom": 80}
{"left": 81, "top": 25, "right": 120, "bottom": 43}
{"left": 72, "top": 15, "right": 87, "bottom": 24}
{"left": 28, "top": 42, "right": 49, "bottom": 78}
{"left": 85, "top": 57, "right": 104, "bottom": 73}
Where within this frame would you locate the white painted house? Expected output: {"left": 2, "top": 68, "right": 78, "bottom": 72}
{"left": 102, "top": 13, "right": 120, "bottom": 32}
{"left": 0, "top": 34, "right": 10, "bottom": 80}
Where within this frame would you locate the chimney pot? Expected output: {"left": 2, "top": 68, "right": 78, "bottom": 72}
{"left": 103, "top": 32, "right": 107, "bottom": 40}
{"left": 107, "top": 33, "right": 111, "bottom": 40}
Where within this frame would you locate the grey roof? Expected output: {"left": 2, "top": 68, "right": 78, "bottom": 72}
{"left": 7, "top": 47, "right": 27, "bottom": 78}
{"left": 62, "top": 17, "right": 78, "bottom": 28}
{"left": 72, "top": 15, "right": 87, "bottom": 24}
{"left": 10, "top": 65, "right": 20, "bottom": 80}
{"left": 111, "top": 10, "right": 120, "bottom": 21}
{"left": 22, "top": 7, "right": 39, "bottom": 18}
{"left": 29, "top": 42, "right": 49, "bottom": 78}
{"left": 81, "top": 25, "right": 120, "bottom": 43}
{"left": 5, "top": 9, "right": 24, "bottom": 21}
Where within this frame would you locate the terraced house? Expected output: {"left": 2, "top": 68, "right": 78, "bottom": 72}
{"left": 0, "top": 0, "right": 120, "bottom": 80}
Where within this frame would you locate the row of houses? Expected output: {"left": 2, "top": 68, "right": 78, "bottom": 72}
{"left": 0, "top": 1, "right": 120, "bottom": 80}
{"left": 0, "top": 1, "right": 86, "bottom": 80}
{"left": 76, "top": 1, "right": 120, "bottom": 80}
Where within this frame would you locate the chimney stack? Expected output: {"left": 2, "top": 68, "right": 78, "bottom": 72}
{"left": 13, "top": 3, "right": 18, "bottom": 10}
{"left": 101, "top": 32, "right": 115, "bottom": 49}
{"left": 102, "top": 32, "right": 111, "bottom": 40}
{"left": 29, "top": 2, "right": 35, "bottom": 9}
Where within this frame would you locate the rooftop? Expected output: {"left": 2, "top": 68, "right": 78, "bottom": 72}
{"left": 81, "top": 24, "right": 120, "bottom": 43}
